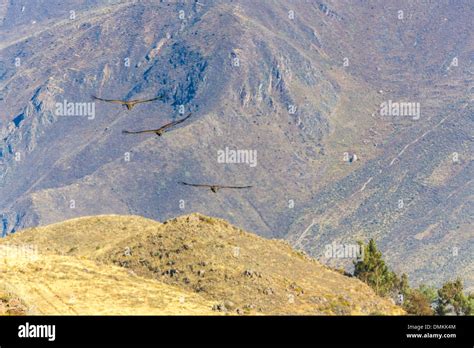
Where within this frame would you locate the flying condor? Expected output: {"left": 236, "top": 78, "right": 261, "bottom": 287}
{"left": 92, "top": 95, "right": 162, "bottom": 110}
{"left": 178, "top": 181, "right": 253, "bottom": 193}
{"left": 122, "top": 113, "right": 192, "bottom": 136}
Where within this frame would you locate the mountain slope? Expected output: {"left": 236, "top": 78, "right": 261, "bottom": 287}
{"left": 1, "top": 252, "right": 216, "bottom": 315}
{"left": 0, "top": 216, "right": 217, "bottom": 315}
{"left": 0, "top": 214, "right": 404, "bottom": 315}
{"left": 0, "top": 0, "right": 472, "bottom": 290}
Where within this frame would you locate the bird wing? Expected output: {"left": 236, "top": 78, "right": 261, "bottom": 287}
{"left": 122, "top": 129, "right": 159, "bottom": 135}
{"left": 219, "top": 185, "right": 253, "bottom": 189}
{"left": 131, "top": 96, "right": 163, "bottom": 104}
{"left": 179, "top": 182, "right": 252, "bottom": 189}
{"left": 122, "top": 113, "right": 192, "bottom": 135}
{"left": 178, "top": 181, "right": 211, "bottom": 188}
{"left": 158, "top": 113, "right": 193, "bottom": 132}
{"left": 92, "top": 96, "right": 127, "bottom": 105}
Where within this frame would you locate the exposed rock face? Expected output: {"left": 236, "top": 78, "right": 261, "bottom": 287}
{"left": 0, "top": 1, "right": 472, "bottom": 290}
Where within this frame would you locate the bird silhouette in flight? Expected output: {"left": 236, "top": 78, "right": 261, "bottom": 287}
{"left": 92, "top": 95, "right": 162, "bottom": 110}
{"left": 122, "top": 113, "right": 192, "bottom": 136}
{"left": 179, "top": 181, "right": 253, "bottom": 193}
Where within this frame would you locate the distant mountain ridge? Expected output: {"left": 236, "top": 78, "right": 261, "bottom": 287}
{"left": 0, "top": 0, "right": 472, "bottom": 290}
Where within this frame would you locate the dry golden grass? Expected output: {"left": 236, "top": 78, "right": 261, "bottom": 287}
{"left": 0, "top": 289, "right": 28, "bottom": 315}
{"left": 0, "top": 251, "right": 215, "bottom": 315}
{"left": 1, "top": 214, "right": 404, "bottom": 315}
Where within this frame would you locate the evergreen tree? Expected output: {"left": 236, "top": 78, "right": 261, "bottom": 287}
{"left": 418, "top": 284, "right": 438, "bottom": 304}
{"left": 436, "top": 279, "right": 472, "bottom": 315}
{"left": 352, "top": 240, "right": 471, "bottom": 316}
{"left": 394, "top": 273, "right": 410, "bottom": 296}
{"left": 403, "top": 289, "right": 434, "bottom": 315}
{"left": 353, "top": 239, "right": 396, "bottom": 296}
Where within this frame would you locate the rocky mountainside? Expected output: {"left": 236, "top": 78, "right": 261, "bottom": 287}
{"left": 0, "top": 0, "right": 472, "bottom": 290}
{"left": 0, "top": 214, "right": 403, "bottom": 315}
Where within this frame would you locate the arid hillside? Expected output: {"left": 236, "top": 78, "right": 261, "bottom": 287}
{"left": 0, "top": 0, "right": 472, "bottom": 291}
{"left": 0, "top": 214, "right": 404, "bottom": 315}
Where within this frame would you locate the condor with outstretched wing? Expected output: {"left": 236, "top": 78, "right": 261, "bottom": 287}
{"left": 122, "top": 113, "right": 192, "bottom": 136}
{"left": 92, "top": 95, "right": 162, "bottom": 110}
{"left": 179, "top": 181, "right": 253, "bottom": 193}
